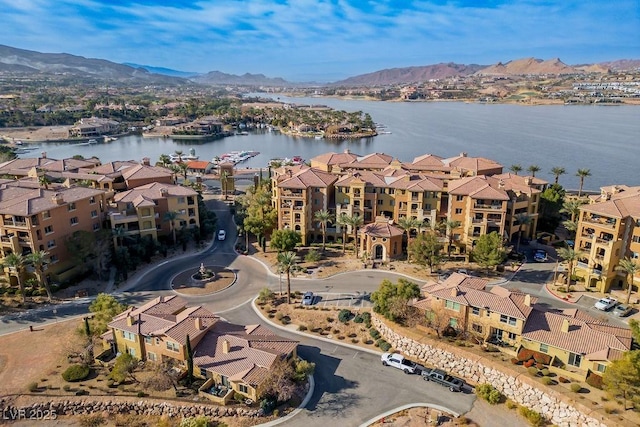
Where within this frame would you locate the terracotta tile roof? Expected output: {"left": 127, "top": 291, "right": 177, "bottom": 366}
{"left": 580, "top": 190, "right": 640, "bottom": 218}
{"left": 389, "top": 175, "right": 443, "bottom": 192}
{"left": 443, "top": 153, "right": 503, "bottom": 174}
{"left": 341, "top": 152, "right": 394, "bottom": 169}
{"left": 335, "top": 171, "right": 389, "bottom": 188}
{"left": 492, "top": 173, "right": 546, "bottom": 194}
{"left": 522, "top": 308, "right": 632, "bottom": 359}
{"left": 277, "top": 167, "right": 337, "bottom": 189}
{"left": 187, "top": 161, "right": 210, "bottom": 170}
{"left": 193, "top": 322, "right": 298, "bottom": 386}
{"left": 404, "top": 154, "right": 450, "bottom": 172}
{"left": 113, "top": 182, "right": 197, "bottom": 203}
{"left": 447, "top": 175, "right": 510, "bottom": 200}
{"left": 88, "top": 161, "right": 140, "bottom": 175}
{"left": 361, "top": 221, "right": 404, "bottom": 238}
{"left": 121, "top": 164, "right": 173, "bottom": 181}
{"left": 310, "top": 151, "right": 359, "bottom": 166}
{"left": 39, "top": 158, "right": 99, "bottom": 172}
{"left": 0, "top": 185, "right": 103, "bottom": 215}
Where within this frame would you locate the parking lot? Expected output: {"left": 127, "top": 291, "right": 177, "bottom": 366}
{"left": 307, "top": 291, "right": 373, "bottom": 309}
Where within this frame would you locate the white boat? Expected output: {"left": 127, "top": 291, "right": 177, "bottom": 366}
{"left": 88, "top": 139, "right": 98, "bottom": 144}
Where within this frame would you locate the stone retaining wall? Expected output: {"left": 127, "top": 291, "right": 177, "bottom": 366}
{"left": 0, "top": 397, "right": 261, "bottom": 420}
{"left": 372, "top": 314, "right": 607, "bottom": 427}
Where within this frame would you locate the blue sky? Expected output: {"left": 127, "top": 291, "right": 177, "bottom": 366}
{"left": 1, "top": 0, "right": 638, "bottom": 82}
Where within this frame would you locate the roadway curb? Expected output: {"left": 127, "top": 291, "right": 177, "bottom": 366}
{"left": 256, "top": 375, "right": 315, "bottom": 427}
{"left": 544, "top": 282, "right": 578, "bottom": 304}
{"left": 358, "top": 402, "right": 461, "bottom": 427}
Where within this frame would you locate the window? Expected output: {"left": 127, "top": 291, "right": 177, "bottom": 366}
{"left": 50, "top": 255, "right": 58, "bottom": 263}
{"left": 89, "top": 196, "right": 96, "bottom": 204}
{"left": 44, "top": 225, "right": 53, "bottom": 234}
{"left": 444, "top": 300, "right": 461, "bottom": 311}
{"left": 449, "top": 317, "right": 458, "bottom": 327}
{"left": 123, "top": 331, "right": 136, "bottom": 341}
{"left": 471, "top": 307, "right": 480, "bottom": 316}
{"left": 178, "top": 197, "right": 185, "bottom": 204}
{"left": 314, "top": 187, "right": 321, "bottom": 193}
{"left": 456, "top": 195, "right": 464, "bottom": 201}
{"left": 507, "top": 332, "right": 517, "bottom": 340}
{"left": 539, "top": 343, "right": 548, "bottom": 353}
{"left": 455, "top": 208, "right": 463, "bottom": 214}
{"left": 144, "top": 336, "right": 152, "bottom": 344}
{"left": 47, "top": 239, "right": 56, "bottom": 249}
{"left": 388, "top": 189, "right": 395, "bottom": 194}
{"left": 314, "top": 199, "right": 319, "bottom": 205}
{"left": 596, "top": 363, "right": 606, "bottom": 373}
{"left": 147, "top": 352, "right": 157, "bottom": 362}
{"left": 166, "top": 341, "right": 180, "bottom": 352}
{"left": 70, "top": 217, "right": 79, "bottom": 225}
{"left": 91, "top": 210, "right": 98, "bottom": 218}
{"left": 68, "top": 202, "right": 76, "bottom": 211}
{"left": 568, "top": 352, "right": 582, "bottom": 367}
{"left": 499, "top": 314, "right": 517, "bottom": 326}
{"left": 42, "top": 210, "right": 51, "bottom": 219}
{"left": 127, "top": 348, "right": 136, "bottom": 357}
{"left": 93, "top": 223, "right": 100, "bottom": 231}
{"left": 238, "top": 384, "right": 248, "bottom": 393}
{"left": 472, "top": 323, "right": 483, "bottom": 334}
{"left": 377, "top": 199, "right": 383, "bottom": 205}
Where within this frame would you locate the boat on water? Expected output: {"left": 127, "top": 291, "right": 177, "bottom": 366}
{"left": 88, "top": 139, "right": 98, "bottom": 144}
{"left": 170, "top": 148, "right": 199, "bottom": 162}
{"left": 269, "top": 156, "right": 304, "bottom": 167}
{"left": 213, "top": 150, "right": 260, "bottom": 165}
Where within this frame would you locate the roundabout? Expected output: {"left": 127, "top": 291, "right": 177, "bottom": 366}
{"left": 170, "top": 263, "right": 237, "bottom": 296}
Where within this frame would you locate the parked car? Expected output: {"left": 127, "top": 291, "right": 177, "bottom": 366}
{"left": 381, "top": 353, "right": 418, "bottom": 374}
{"left": 217, "top": 230, "right": 226, "bottom": 241}
{"left": 533, "top": 250, "right": 548, "bottom": 262}
{"left": 594, "top": 297, "right": 617, "bottom": 311}
{"left": 613, "top": 304, "right": 632, "bottom": 317}
{"left": 508, "top": 251, "right": 526, "bottom": 261}
{"left": 301, "top": 291, "right": 314, "bottom": 306}
{"left": 422, "top": 368, "right": 464, "bottom": 392}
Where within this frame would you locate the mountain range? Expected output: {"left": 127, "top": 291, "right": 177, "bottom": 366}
{"left": 0, "top": 44, "right": 638, "bottom": 87}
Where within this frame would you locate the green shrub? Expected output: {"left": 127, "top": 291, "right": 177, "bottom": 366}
{"left": 527, "top": 367, "right": 538, "bottom": 376}
{"left": 541, "top": 376, "right": 554, "bottom": 385}
{"left": 353, "top": 315, "right": 364, "bottom": 323}
{"left": 136, "top": 391, "right": 147, "bottom": 397}
{"left": 369, "top": 328, "right": 381, "bottom": 339}
{"left": 298, "top": 325, "right": 307, "bottom": 331}
{"left": 518, "top": 406, "right": 545, "bottom": 426}
{"left": 78, "top": 413, "right": 105, "bottom": 427}
{"left": 63, "top": 385, "right": 72, "bottom": 392}
{"left": 540, "top": 368, "right": 550, "bottom": 376}
{"left": 505, "top": 399, "right": 518, "bottom": 409}
{"left": 62, "top": 364, "right": 91, "bottom": 382}
{"left": 338, "top": 309, "right": 353, "bottom": 323}
{"left": 570, "top": 383, "right": 582, "bottom": 393}
{"left": 476, "top": 383, "right": 503, "bottom": 405}
{"left": 304, "top": 249, "right": 321, "bottom": 263}
{"left": 275, "top": 312, "right": 284, "bottom": 321}
{"left": 28, "top": 382, "right": 39, "bottom": 392}
{"left": 378, "top": 340, "right": 391, "bottom": 352}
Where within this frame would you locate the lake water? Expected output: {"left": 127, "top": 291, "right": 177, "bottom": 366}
{"left": 23, "top": 96, "right": 640, "bottom": 192}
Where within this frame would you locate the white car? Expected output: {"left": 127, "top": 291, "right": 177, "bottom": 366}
{"left": 594, "top": 297, "right": 617, "bottom": 311}
{"left": 301, "top": 291, "right": 314, "bottom": 306}
{"left": 217, "top": 230, "right": 226, "bottom": 241}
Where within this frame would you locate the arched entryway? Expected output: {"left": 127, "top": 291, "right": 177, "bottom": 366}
{"left": 373, "top": 244, "right": 385, "bottom": 261}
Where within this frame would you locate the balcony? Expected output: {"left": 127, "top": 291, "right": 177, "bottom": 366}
{"left": 2, "top": 220, "right": 27, "bottom": 228}
{"left": 595, "top": 237, "right": 614, "bottom": 245}
{"left": 583, "top": 216, "right": 617, "bottom": 229}
{"left": 281, "top": 191, "right": 303, "bottom": 198}
{"left": 474, "top": 203, "right": 503, "bottom": 210}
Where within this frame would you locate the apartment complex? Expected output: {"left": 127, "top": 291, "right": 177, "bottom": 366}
{"left": 414, "top": 273, "right": 632, "bottom": 381}
{"left": 105, "top": 295, "right": 298, "bottom": 403}
{"left": 273, "top": 150, "right": 545, "bottom": 258}
{"left": 573, "top": 185, "right": 640, "bottom": 294}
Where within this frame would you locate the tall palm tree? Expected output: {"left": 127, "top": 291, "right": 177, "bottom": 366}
{"left": 560, "top": 199, "right": 587, "bottom": 223}
{"left": 576, "top": 169, "right": 591, "bottom": 197}
{"left": 509, "top": 164, "right": 522, "bottom": 175}
{"left": 314, "top": 209, "right": 333, "bottom": 252}
{"left": 440, "top": 219, "right": 461, "bottom": 259}
{"left": 28, "top": 250, "right": 51, "bottom": 301}
{"left": 527, "top": 165, "right": 540, "bottom": 177}
{"left": 615, "top": 257, "right": 640, "bottom": 304}
{"left": 343, "top": 214, "right": 364, "bottom": 256}
{"left": 277, "top": 251, "right": 298, "bottom": 304}
{"left": 397, "top": 216, "right": 421, "bottom": 257}
{"left": 550, "top": 167, "right": 566, "bottom": 185}
{"left": 38, "top": 174, "right": 51, "bottom": 190}
{"left": 177, "top": 162, "right": 189, "bottom": 180}
{"left": 158, "top": 154, "right": 171, "bottom": 168}
{"left": 514, "top": 213, "right": 532, "bottom": 252}
{"left": 336, "top": 213, "right": 350, "bottom": 255}
{"left": 163, "top": 211, "right": 179, "bottom": 245}
{"left": 220, "top": 171, "right": 230, "bottom": 200}
{"left": 2, "top": 253, "right": 30, "bottom": 303}
{"left": 556, "top": 247, "right": 585, "bottom": 291}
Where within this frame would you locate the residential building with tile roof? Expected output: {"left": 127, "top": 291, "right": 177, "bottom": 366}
{"left": 573, "top": 185, "right": 640, "bottom": 295}
{"left": 106, "top": 296, "right": 298, "bottom": 404}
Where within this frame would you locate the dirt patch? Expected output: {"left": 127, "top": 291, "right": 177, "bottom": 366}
{"left": 369, "top": 406, "right": 479, "bottom": 426}
{"left": 171, "top": 266, "right": 236, "bottom": 295}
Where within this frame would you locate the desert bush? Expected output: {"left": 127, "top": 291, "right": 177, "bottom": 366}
{"left": 298, "top": 325, "right": 307, "bottom": 331}
{"left": 535, "top": 363, "right": 544, "bottom": 369}
{"left": 338, "top": 309, "right": 353, "bottom": 323}
{"left": 603, "top": 405, "right": 617, "bottom": 414}
{"left": 570, "top": 383, "right": 582, "bottom": 393}
{"left": 63, "top": 384, "right": 72, "bottom": 392}
{"left": 518, "top": 406, "right": 545, "bottom": 426}
{"left": 527, "top": 367, "right": 539, "bottom": 376}
{"left": 523, "top": 359, "right": 535, "bottom": 368}
{"left": 476, "top": 383, "right": 503, "bottom": 405}
{"left": 558, "top": 376, "right": 569, "bottom": 383}
{"left": 27, "top": 382, "right": 39, "bottom": 392}
{"left": 304, "top": 249, "right": 321, "bottom": 262}
{"left": 369, "top": 328, "right": 381, "bottom": 339}
{"left": 62, "top": 364, "right": 90, "bottom": 382}
{"left": 541, "top": 376, "right": 554, "bottom": 385}
{"left": 505, "top": 399, "right": 518, "bottom": 409}
{"left": 378, "top": 340, "right": 391, "bottom": 352}
{"left": 540, "top": 368, "right": 550, "bottom": 376}
{"left": 78, "top": 413, "right": 106, "bottom": 427}
{"left": 353, "top": 314, "right": 364, "bottom": 323}
{"left": 275, "top": 312, "right": 284, "bottom": 321}
{"left": 586, "top": 371, "right": 604, "bottom": 390}
{"left": 326, "top": 317, "right": 334, "bottom": 323}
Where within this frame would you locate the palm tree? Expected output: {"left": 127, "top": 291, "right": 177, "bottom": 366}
{"left": 397, "top": 216, "right": 420, "bottom": 258}
{"left": 176, "top": 162, "right": 189, "bottom": 180}
{"left": 158, "top": 154, "right": 171, "bottom": 168}
{"left": 440, "top": 219, "right": 461, "bottom": 259}
{"left": 514, "top": 213, "right": 532, "bottom": 252}
{"left": 163, "top": 211, "right": 180, "bottom": 245}
{"left": 314, "top": 209, "right": 333, "bottom": 252}
{"left": 28, "top": 250, "right": 51, "bottom": 301}
{"left": 561, "top": 199, "right": 587, "bottom": 223}
{"left": 509, "top": 164, "right": 522, "bottom": 175}
{"left": 2, "top": 253, "right": 30, "bottom": 303}
{"left": 220, "top": 171, "right": 230, "bottom": 200}
{"left": 550, "top": 167, "right": 566, "bottom": 185}
{"left": 527, "top": 165, "right": 540, "bottom": 177}
{"left": 343, "top": 214, "right": 364, "bottom": 256}
{"left": 556, "top": 247, "right": 585, "bottom": 291}
{"left": 336, "top": 213, "right": 349, "bottom": 255}
{"left": 576, "top": 169, "right": 591, "bottom": 197}
{"left": 38, "top": 174, "right": 51, "bottom": 190}
{"left": 615, "top": 257, "right": 640, "bottom": 304}
{"left": 277, "top": 251, "right": 298, "bottom": 304}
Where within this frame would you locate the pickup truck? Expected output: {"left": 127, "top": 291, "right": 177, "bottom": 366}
{"left": 381, "top": 353, "right": 418, "bottom": 374}
{"left": 421, "top": 368, "right": 464, "bottom": 392}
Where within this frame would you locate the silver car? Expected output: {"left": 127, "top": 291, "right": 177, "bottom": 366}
{"left": 301, "top": 291, "right": 314, "bottom": 306}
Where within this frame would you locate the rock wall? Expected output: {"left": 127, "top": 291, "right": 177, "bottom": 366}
{"left": 372, "top": 314, "right": 607, "bottom": 427}
{"left": 0, "top": 398, "right": 261, "bottom": 420}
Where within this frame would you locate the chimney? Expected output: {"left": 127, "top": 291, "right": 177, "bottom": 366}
{"left": 450, "top": 287, "right": 458, "bottom": 297}
{"left": 160, "top": 187, "right": 168, "bottom": 197}
{"left": 498, "top": 179, "right": 505, "bottom": 189}
{"left": 195, "top": 317, "right": 202, "bottom": 331}
{"left": 51, "top": 193, "right": 64, "bottom": 204}
{"left": 524, "top": 176, "right": 532, "bottom": 185}
{"left": 524, "top": 294, "right": 531, "bottom": 307}
{"left": 222, "top": 340, "right": 230, "bottom": 354}
{"left": 158, "top": 295, "right": 164, "bottom": 303}
{"left": 344, "top": 149, "right": 351, "bottom": 154}
{"left": 460, "top": 152, "right": 467, "bottom": 157}
{"left": 126, "top": 315, "right": 134, "bottom": 327}
{"left": 41, "top": 152, "right": 47, "bottom": 159}
{"left": 561, "top": 318, "right": 570, "bottom": 333}
{"left": 141, "top": 157, "right": 150, "bottom": 166}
